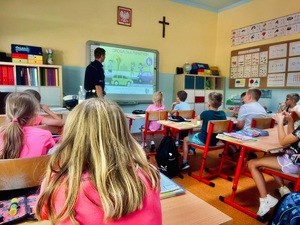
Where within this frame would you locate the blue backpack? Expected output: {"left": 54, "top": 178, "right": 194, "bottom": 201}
{"left": 268, "top": 192, "right": 300, "bottom": 225}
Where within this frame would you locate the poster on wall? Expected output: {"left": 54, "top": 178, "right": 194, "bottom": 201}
{"left": 248, "top": 78, "right": 260, "bottom": 87}
{"left": 235, "top": 79, "right": 245, "bottom": 87}
{"left": 287, "top": 72, "right": 300, "bottom": 86}
{"left": 267, "top": 73, "right": 285, "bottom": 86}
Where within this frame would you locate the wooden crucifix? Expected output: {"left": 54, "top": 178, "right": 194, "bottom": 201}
{"left": 159, "top": 16, "right": 170, "bottom": 38}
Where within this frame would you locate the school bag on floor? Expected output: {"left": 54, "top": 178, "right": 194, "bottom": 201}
{"left": 268, "top": 192, "right": 300, "bottom": 225}
{"left": 155, "top": 135, "right": 180, "bottom": 178}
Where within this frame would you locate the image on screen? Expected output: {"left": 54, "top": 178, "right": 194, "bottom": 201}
{"left": 87, "top": 41, "right": 159, "bottom": 104}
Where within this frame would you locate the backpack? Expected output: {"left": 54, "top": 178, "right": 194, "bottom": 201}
{"left": 268, "top": 192, "right": 300, "bottom": 225}
{"left": 155, "top": 136, "right": 180, "bottom": 178}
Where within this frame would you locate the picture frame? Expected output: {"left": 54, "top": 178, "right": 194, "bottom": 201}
{"left": 117, "top": 6, "right": 132, "bottom": 27}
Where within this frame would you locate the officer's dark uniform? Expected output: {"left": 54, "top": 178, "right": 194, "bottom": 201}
{"left": 84, "top": 60, "right": 105, "bottom": 98}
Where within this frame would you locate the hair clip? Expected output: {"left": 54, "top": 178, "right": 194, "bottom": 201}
{"left": 12, "top": 118, "right": 18, "bottom": 123}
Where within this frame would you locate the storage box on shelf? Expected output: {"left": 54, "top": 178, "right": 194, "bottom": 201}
{"left": 174, "top": 74, "right": 225, "bottom": 116}
{"left": 0, "top": 62, "right": 63, "bottom": 107}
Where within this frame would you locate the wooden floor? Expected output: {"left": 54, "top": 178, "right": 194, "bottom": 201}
{"left": 134, "top": 133, "right": 282, "bottom": 225}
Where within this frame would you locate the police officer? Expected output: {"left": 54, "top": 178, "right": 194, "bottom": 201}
{"left": 84, "top": 47, "right": 106, "bottom": 98}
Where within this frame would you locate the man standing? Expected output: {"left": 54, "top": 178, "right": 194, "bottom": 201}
{"left": 84, "top": 47, "right": 106, "bottom": 98}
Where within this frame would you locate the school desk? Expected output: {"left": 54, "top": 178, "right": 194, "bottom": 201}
{"left": 216, "top": 127, "right": 300, "bottom": 221}
{"left": 17, "top": 190, "right": 232, "bottom": 225}
{"left": 125, "top": 113, "right": 145, "bottom": 131}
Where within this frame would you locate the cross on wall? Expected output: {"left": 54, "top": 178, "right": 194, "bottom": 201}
{"left": 159, "top": 16, "right": 170, "bottom": 38}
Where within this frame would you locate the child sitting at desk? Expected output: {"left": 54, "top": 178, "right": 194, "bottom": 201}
{"left": 0, "top": 92, "right": 55, "bottom": 158}
{"left": 36, "top": 98, "right": 162, "bottom": 225}
{"left": 248, "top": 111, "right": 300, "bottom": 217}
{"left": 24, "top": 89, "right": 65, "bottom": 130}
{"left": 170, "top": 90, "right": 190, "bottom": 115}
{"left": 278, "top": 93, "right": 300, "bottom": 128}
{"left": 181, "top": 92, "right": 226, "bottom": 170}
{"left": 141, "top": 91, "right": 166, "bottom": 151}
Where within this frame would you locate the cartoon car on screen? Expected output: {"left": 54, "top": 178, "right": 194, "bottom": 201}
{"left": 111, "top": 75, "right": 133, "bottom": 86}
{"left": 137, "top": 71, "right": 153, "bottom": 83}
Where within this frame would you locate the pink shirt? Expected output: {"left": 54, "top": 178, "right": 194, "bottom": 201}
{"left": 0, "top": 126, "right": 55, "bottom": 158}
{"left": 39, "top": 170, "right": 162, "bottom": 225}
{"left": 146, "top": 104, "right": 166, "bottom": 131}
{"left": 33, "top": 115, "right": 44, "bottom": 126}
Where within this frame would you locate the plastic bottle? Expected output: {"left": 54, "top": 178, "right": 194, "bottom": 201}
{"left": 78, "top": 86, "right": 85, "bottom": 104}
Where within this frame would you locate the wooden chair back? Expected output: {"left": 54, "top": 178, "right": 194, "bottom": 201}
{"left": 176, "top": 110, "right": 195, "bottom": 119}
{"left": 207, "top": 120, "right": 234, "bottom": 134}
{"left": 251, "top": 117, "right": 275, "bottom": 129}
{"left": 145, "top": 110, "right": 168, "bottom": 125}
{"left": 0, "top": 155, "right": 50, "bottom": 191}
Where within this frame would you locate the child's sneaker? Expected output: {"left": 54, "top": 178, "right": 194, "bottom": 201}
{"left": 257, "top": 194, "right": 278, "bottom": 217}
{"left": 181, "top": 161, "right": 190, "bottom": 170}
{"left": 279, "top": 186, "right": 291, "bottom": 197}
{"left": 141, "top": 142, "right": 147, "bottom": 148}
{"left": 189, "top": 147, "right": 196, "bottom": 155}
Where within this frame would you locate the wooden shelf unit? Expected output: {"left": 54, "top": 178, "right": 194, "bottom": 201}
{"left": 0, "top": 62, "right": 63, "bottom": 107}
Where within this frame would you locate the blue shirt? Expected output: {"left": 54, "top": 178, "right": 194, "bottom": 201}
{"left": 174, "top": 102, "right": 190, "bottom": 111}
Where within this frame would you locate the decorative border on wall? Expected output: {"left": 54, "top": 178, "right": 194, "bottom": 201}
{"left": 231, "top": 12, "right": 300, "bottom": 46}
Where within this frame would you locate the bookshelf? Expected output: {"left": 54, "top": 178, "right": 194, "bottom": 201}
{"left": 174, "top": 74, "right": 225, "bottom": 116}
{"left": 0, "top": 62, "right": 63, "bottom": 107}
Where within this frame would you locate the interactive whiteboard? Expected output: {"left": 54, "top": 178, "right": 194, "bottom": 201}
{"left": 86, "top": 41, "right": 159, "bottom": 104}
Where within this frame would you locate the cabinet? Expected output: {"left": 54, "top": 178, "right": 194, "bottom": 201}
{"left": 174, "top": 74, "right": 225, "bottom": 116}
{"left": 0, "top": 62, "right": 63, "bottom": 107}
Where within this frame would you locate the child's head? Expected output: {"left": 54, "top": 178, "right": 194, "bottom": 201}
{"left": 208, "top": 92, "right": 223, "bottom": 109}
{"left": 0, "top": 92, "right": 40, "bottom": 159}
{"left": 36, "top": 98, "right": 159, "bottom": 222}
{"left": 24, "top": 89, "right": 41, "bottom": 102}
{"left": 241, "top": 92, "right": 246, "bottom": 105}
{"left": 285, "top": 93, "right": 300, "bottom": 106}
{"left": 177, "top": 90, "right": 187, "bottom": 102}
{"left": 246, "top": 88, "right": 262, "bottom": 102}
{"left": 152, "top": 91, "right": 163, "bottom": 105}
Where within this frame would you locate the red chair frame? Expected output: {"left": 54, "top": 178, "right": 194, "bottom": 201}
{"left": 188, "top": 120, "right": 234, "bottom": 187}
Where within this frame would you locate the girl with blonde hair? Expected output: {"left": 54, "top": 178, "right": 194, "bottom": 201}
{"left": 36, "top": 98, "right": 161, "bottom": 225}
{"left": 141, "top": 91, "right": 166, "bottom": 150}
{"left": 0, "top": 92, "right": 55, "bottom": 159}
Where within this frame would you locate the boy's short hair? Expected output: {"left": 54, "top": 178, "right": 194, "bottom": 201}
{"left": 177, "top": 90, "right": 187, "bottom": 102}
{"left": 208, "top": 92, "right": 222, "bottom": 108}
{"left": 247, "top": 88, "right": 262, "bottom": 101}
{"left": 94, "top": 47, "right": 106, "bottom": 59}
{"left": 24, "top": 89, "right": 41, "bottom": 102}
{"left": 287, "top": 93, "right": 300, "bottom": 103}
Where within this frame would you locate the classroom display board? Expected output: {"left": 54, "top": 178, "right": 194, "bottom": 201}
{"left": 229, "top": 38, "right": 300, "bottom": 89}
{"left": 86, "top": 41, "right": 159, "bottom": 104}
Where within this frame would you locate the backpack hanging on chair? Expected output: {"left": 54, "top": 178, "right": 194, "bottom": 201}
{"left": 155, "top": 134, "right": 181, "bottom": 179}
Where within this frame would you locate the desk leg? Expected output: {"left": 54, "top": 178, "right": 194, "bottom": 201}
{"left": 129, "top": 118, "right": 133, "bottom": 131}
{"left": 219, "top": 146, "right": 265, "bottom": 222}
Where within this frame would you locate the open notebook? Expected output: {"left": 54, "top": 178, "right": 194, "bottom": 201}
{"left": 160, "top": 172, "right": 186, "bottom": 199}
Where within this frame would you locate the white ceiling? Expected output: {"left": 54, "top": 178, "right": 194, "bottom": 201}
{"left": 170, "top": 0, "right": 253, "bottom": 12}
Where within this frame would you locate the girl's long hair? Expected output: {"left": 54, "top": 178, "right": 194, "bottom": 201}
{"left": 0, "top": 92, "right": 39, "bottom": 159}
{"left": 36, "top": 98, "right": 160, "bottom": 224}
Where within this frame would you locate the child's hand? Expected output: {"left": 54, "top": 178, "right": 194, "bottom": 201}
{"left": 283, "top": 111, "right": 293, "bottom": 122}
{"left": 273, "top": 113, "right": 285, "bottom": 124}
{"left": 41, "top": 104, "right": 50, "bottom": 113}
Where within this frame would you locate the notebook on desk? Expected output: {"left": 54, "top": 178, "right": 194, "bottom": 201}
{"left": 160, "top": 172, "right": 186, "bottom": 199}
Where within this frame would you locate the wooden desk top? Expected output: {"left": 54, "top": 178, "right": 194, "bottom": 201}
{"left": 125, "top": 113, "right": 145, "bottom": 120}
{"left": 217, "top": 127, "right": 283, "bottom": 152}
{"left": 158, "top": 120, "right": 201, "bottom": 131}
{"left": 18, "top": 191, "right": 232, "bottom": 225}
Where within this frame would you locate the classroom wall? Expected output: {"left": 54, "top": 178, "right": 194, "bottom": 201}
{"left": 215, "top": 0, "right": 300, "bottom": 109}
{"left": 0, "top": 0, "right": 218, "bottom": 73}
{"left": 1, "top": 0, "right": 300, "bottom": 122}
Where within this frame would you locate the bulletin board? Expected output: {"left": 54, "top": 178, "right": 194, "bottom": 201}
{"left": 229, "top": 38, "right": 300, "bottom": 89}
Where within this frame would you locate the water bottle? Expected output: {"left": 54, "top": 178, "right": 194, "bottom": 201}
{"left": 78, "top": 86, "right": 85, "bottom": 104}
